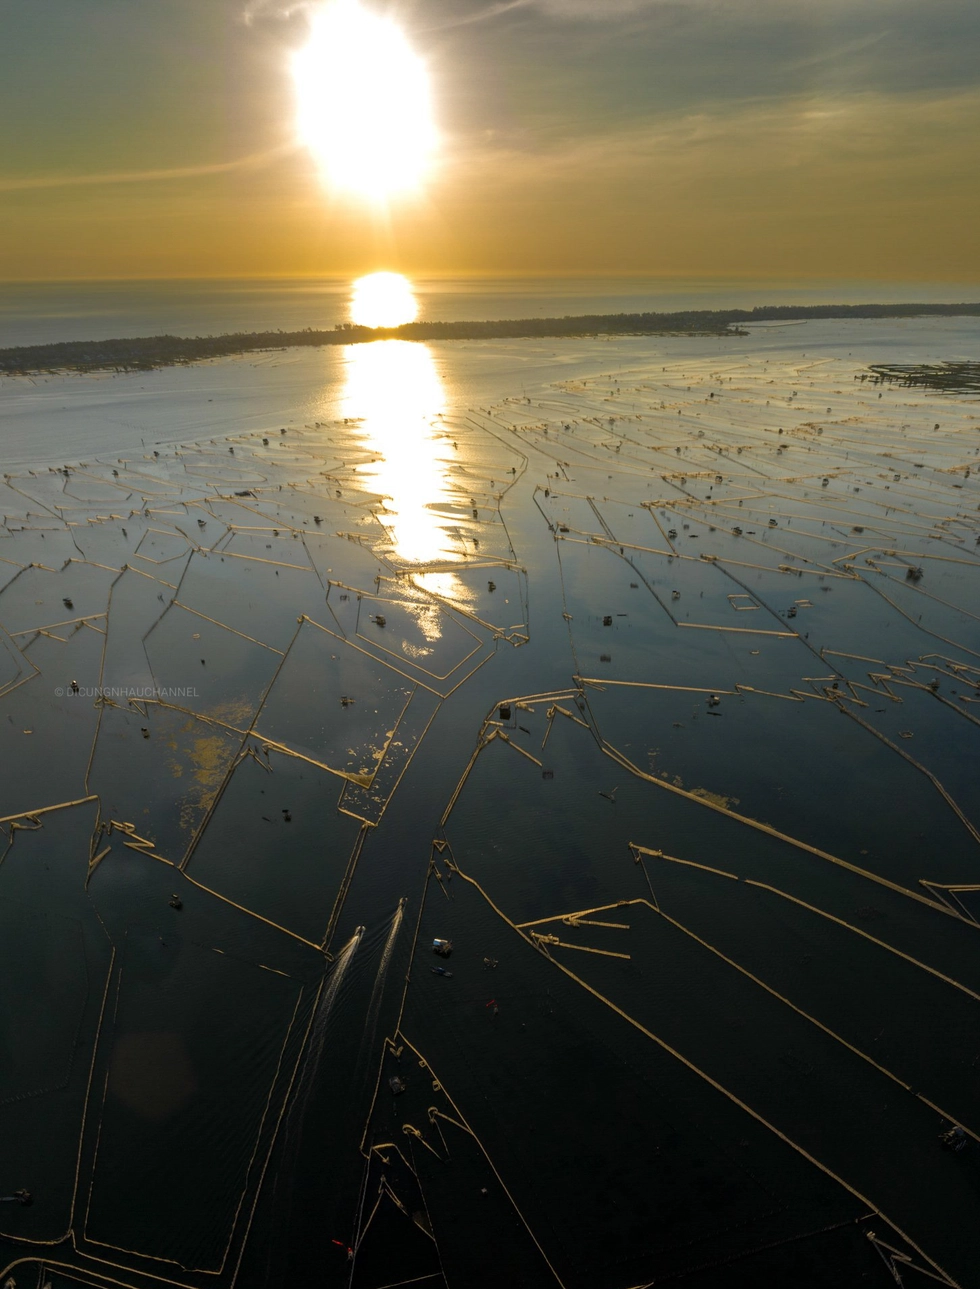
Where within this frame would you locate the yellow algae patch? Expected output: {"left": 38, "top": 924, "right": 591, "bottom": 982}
{"left": 346, "top": 738, "right": 388, "bottom": 784}
{"left": 206, "top": 697, "right": 255, "bottom": 730}
{"left": 190, "top": 732, "right": 231, "bottom": 790}
{"left": 164, "top": 708, "right": 244, "bottom": 834}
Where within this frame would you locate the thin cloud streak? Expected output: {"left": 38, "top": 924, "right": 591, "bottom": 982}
{"left": 418, "top": 1, "right": 532, "bottom": 32}
{"left": 0, "top": 143, "right": 297, "bottom": 195}
{"left": 444, "top": 86, "right": 980, "bottom": 188}
{"left": 784, "top": 29, "right": 891, "bottom": 72}
{"left": 532, "top": 0, "right": 670, "bottom": 15}
{"left": 241, "top": 0, "right": 311, "bottom": 25}
{"left": 479, "top": 0, "right": 918, "bottom": 19}
{"left": 243, "top": 0, "right": 533, "bottom": 35}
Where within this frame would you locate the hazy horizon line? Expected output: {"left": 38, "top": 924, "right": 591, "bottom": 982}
{"left": 3, "top": 271, "right": 980, "bottom": 287}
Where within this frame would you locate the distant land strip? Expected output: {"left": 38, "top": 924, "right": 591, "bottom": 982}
{"left": 1, "top": 302, "right": 979, "bottom": 376}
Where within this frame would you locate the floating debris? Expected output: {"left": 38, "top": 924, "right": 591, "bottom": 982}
{"left": 939, "top": 1127, "right": 969, "bottom": 1153}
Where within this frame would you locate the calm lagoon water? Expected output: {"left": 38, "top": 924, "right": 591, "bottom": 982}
{"left": 1, "top": 281, "right": 979, "bottom": 1289}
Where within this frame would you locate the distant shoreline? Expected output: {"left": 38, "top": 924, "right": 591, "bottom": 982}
{"left": 1, "top": 302, "right": 978, "bottom": 376}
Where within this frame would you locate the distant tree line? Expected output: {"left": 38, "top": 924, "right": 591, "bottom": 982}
{"left": 1, "top": 302, "right": 978, "bottom": 376}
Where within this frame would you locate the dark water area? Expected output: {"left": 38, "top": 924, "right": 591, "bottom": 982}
{"left": 1, "top": 304, "right": 980, "bottom": 1289}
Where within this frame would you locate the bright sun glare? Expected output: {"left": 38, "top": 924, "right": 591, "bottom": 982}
{"left": 350, "top": 271, "right": 418, "bottom": 327}
{"left": 293, "top": 0, "right": 437, "bottom": 202}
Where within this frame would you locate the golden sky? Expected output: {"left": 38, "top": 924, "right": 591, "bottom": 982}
{"left": 1, "top": 0, "right": 978, "bottom": 280}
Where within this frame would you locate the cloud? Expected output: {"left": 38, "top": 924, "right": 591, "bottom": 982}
{"left": 410, "top": 84, "right": 980, "bottom": 277}
{"left": 416, "top": 0, "right": 668, "bottom": 28}
{"left": 419, "top": 1, "right": 532, "bottom": 30}
{"left": 243, "top": 0, "right": 533, "bottom": 33}
{"left": 241, "top": 0, "right": 672, "bottom": 29}
{"left": 241, "top": 0, "right": 311, "bottom": 25}
{"left": 444, "top": 0, "right": 964, "bottom": 22}
{"left": 444, "top": 85, "right": 980, "bottom": 197}
{"left": 531, "top": 0, "right": 667, "bottom": 14}
{"left": 0, "top": 143, "right": 296, "bottom": 195}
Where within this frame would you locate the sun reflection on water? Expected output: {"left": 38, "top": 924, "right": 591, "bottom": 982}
{"left": 340, "top": 338, "right": 457, "bottom": 568}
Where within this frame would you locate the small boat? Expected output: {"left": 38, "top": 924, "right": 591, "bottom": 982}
{"left": 432, "top": 938, "right": 453, "bottom": 957}
{"left": 430, "top": 966, "right": 453, "bottom": 978}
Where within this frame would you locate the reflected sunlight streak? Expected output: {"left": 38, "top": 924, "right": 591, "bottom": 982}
{"left": 340, "top": 339, "right": 460, "bottom": 571}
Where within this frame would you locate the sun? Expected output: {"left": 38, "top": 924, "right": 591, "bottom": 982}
{"left": 293, "top": 0, "right": 438, "bottom": 202}
{"left": 350, "top": 271, "right": 418, "bottom": 327}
